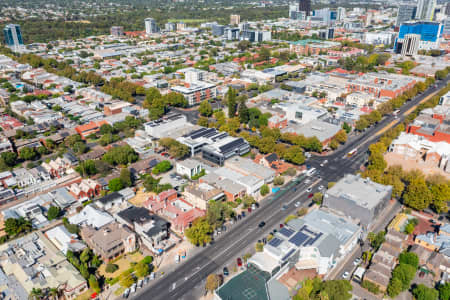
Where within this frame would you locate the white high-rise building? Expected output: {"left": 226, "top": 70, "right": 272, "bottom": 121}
{"left": 416, "top": 0, "right": 436, "bottom": 21}
{"left": 398, "top": 34, "right": 420, "bottom": 56}
{"left": 145, "top": 18, "right": 158, "bottom": 34}
{"left": 337, "top": 7, "right": 346, "bottom": 21}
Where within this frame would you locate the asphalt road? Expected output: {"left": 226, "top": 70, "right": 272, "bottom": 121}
{"left": 133, "top": 76, "right": 449, "bottom": 300}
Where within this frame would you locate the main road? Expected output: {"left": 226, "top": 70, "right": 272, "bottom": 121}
{"left": 134, "top": 77, "right": 449, "bottom": 300}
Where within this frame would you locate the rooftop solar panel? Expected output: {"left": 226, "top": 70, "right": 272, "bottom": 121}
{"left": 288, "top": 232, "right": 309, "bottom": 247}
{"left": 282, "top": 249, "right": 295, "bottom": 261}
{"left": 279, "top": 227, "right": 295, "bottom": 238}
{"left": 268, "top": 237, "right": 282, "bottom": 247}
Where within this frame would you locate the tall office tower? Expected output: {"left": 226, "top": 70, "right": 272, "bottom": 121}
{"left": 395, "top": 21, "right": 442, "bottom": 52}
{"left": 165, "top": 22, "right": 176, "bottom": 32}
{"left": 416, "top": 0, "right": 436, "bottom": 21}
{"left": 110, "top": 26, "right": 124, "bottom": 37}
{"left": 396, "top": 4, "right": 417, "bottom": 26}
{"left": 3, "top": 24, "right": 23, "bottom": 49}
{"left": 336, "top": 7, "right": 346, "bottom": 21}
{"left": 299, "top": 0, "right": 311, "bottom": 16}
{"left": 145, "top": 18, "right": 158, "bottom": 34}
{"left": 230, "top": 15, "right": 240, "bottom": 25}
{"left": 239, "top": 22, "right": 250, "bottom": 32}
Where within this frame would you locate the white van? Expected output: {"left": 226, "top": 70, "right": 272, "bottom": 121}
{"left": 306, "top": 168, "right": 316, "bottom": 176}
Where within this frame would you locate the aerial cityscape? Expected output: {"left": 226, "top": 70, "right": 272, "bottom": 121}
{"left": 0, "top": 0, "right": 449, "bottom": 299}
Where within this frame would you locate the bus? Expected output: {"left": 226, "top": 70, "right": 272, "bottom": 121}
{"left": 347, "top": 148, "right": 357, "bottom": 157}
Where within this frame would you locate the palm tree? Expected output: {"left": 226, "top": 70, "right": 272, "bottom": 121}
{"left": 48, "top": 288, "right": 59, "bottom": 300}
{"left": 29, "top": 288, "right": 42, "bottom": 300}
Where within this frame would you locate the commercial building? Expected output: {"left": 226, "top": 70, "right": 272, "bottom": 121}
{"left": 212, "top": 24, "right": 226, "bottom": 36}
{"left": 416, "top": 0, "right": 436, "bottom": 21}
{"left": 3, "top": 24, "right": 23, "bottom": 50}
{"left": 144, "top": 113, "right": 188, "bottom": 139}
{"left": 230, "top": 14, "right": 240, "bottom": 25}
{"left": 216, "top": 209, "right": 360, "bottom": 300}
{"left": 225, "top": 28, "right": 240, "bottom": 41}
{"left": 145, "top": 18, "right": 158, "bottom": 34}
{"left": 170, "top": 82, "right": 217, "bottom": 106}
{"left": 395, "top": 21, "right": 443, "bottom": 51}
{"left": 298, "top": 0, "right": 311, "bottom": 16}
{"left": 177, "top": 127, "right": 250, "bottom": 165}
{"left": 323, "top": 174, "right": 392, "bottom": 230}
{"left": 0, "top": 232, "right": 87, "bottom": 299}
{"left": 396, "top": 4, "right": 417, "bottom": 26}
{"left": 110, "top": 26, "right": 124, "bottom": 37}
{"left": 176, "top": 158, "right": 203, "bottom": 178}
{"left": 364, "top": 32, "right": 395, "bottom": 45}
{"left": 165, "top": 22, "right": 176, "bottom": 32}
{"left": 183, "top": 183, "right": 224, "bottom": 210}
{"left": 289, "top": 39, "right": 340, "bottom": 56}
{"left": 396, "top": 34, "right": 421, "bottom": 56}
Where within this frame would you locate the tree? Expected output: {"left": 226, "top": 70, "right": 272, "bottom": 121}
{"left": 335, "top": 130, "right": 347, "bottom": 144}
{"left": 4, "top": 217, "right": 31, "bottom": 236}
{"left": 238, "top": 100, "right": 249, "bottom": 124}
{"left": 135, "top": 261, "right": 150, "bottom": 278}
{"left": 19, "top": 147, "right": 38, "bottom": 161}
{"left": 79, "top": 263, "right": 90, "bottom": 279}
{"left": 75, "top": 160, "right": 97, "bottom": 177}
{"left": 102, "top": 145, "right": 138, "bottom": 165}
{"left": 399, "top": 251, "right": 419, "bottom": 269}
{"left": 387, "top": 277, "right": 403, "bottom": 298}
{"left": 273, "top": 176, "right": 285, "bottom": 186}
{"left": 119, "top": 271, "right": 136, "bottom": 288}
{"left": 1, "top": 152, "right": 17, "bottom": 167}
{"left": 329, "top": 139, "right": 339, "bottom": 150}
{"left": 152, "top": 160, "right": 172, "bottom": 175}
{"left": 80, "top": 247, "right": 91, "bottom": 264}
{"left": 120, "top": 168, "right": 132, "bottom": 187}
{"left": 342, "top": 122, "right": 352, "bottom": 134}
{"left": 320, "top": 280, "right": 353, "bottom": 300}
{"left": 431, "top": 183, "right": 450, "bottom": 213}
{"left": 185, "top": 217, "right": 213, "bottom": 246}
{"left": 413, "top": 284, "right": 439, "bottom": 300}
{"left": 47, "top": 206, "right": 61, "bottom": 221}
{"left": 226, "top": 87, "right": 236, "bottom": 118}
{"left": 109, "top": 178, "right": 123, "bottom": 192}
{"left": 89, "top": 275, "right": 100, "bottom": 293}
{"left": 313, "top": 192, "right": 323, "bottom": 205}
{"left": 199, "top": 100, "right": 213, "bottom": 117}
{"left": 355, "top": 117, "right": 369, "bottom": 132}
{"left": 205, "top": 274, "right": 222, "bottom": 293}
{"left": 392, "top": 263, "right": 416, "bottom": 290}
{"left": 403, "top": 177, "right": 433, "bottom": 211}
{"left": 283, "top": 146, "right": 305, "bottom": 165}
{"left": 105, "top": 263, "right": 119, "bottom": 273}
{"left": 439, "top": 282, "right": 450, "bottom": 300}
{"left": 259, "top": 47, "right": 271, "bottom": 61}
{"left": 237, "top": 40, "right": 251, "bottom": 51}
{"left": 260, "top": 184, "right": 269, "bottom": 196}
{"left": 367, "top": 231, "right": 385, "bottom": 250}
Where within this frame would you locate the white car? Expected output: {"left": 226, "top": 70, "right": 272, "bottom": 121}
{"left": 318, "top": 185, "right": 324, "bottom": 191}
{"left": 294, "top": 201, "right": 301, "bottom": 208}
{"left": 353, "top": 258, "right": 362, "bottom": 266}
{"left": 342, "top": 271, "right": 349, "bottom": 279}
{"left": 306, "top": 188, "right": 312, "bottom": 192}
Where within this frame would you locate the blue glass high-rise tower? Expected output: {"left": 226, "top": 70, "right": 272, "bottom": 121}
{"left": 3, "top": 24, "right": 23, "bottom": 48}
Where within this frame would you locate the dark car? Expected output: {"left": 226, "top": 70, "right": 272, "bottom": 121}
{"left": 241, "top": 212, "right": 246, "bottom": 217}
{"left": 237, "top": 258, "right": 242, "bottom": 267}
{"left": 258, "top": 221, "right": 266, "bottom": 228}
{"left": 223, "top": 267, "right": 229, "bottom": 276}
{"left": 248, "top": 207, "right": 252, "bottom": 213}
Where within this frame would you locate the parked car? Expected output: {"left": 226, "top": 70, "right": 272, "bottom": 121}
{"left": 318, "top": 185, "right": 324, "bottom": 191}
{"left": 237, "top": 258, "right": 243, "bottom": 267}
{"left": 130, "top": 283, "right": 137, "bottom": 293}
{"left": 308, "top": 193, "right": 314, "bottom": 198}
{"left": 294, "top": 201, "right": 300, "bottom": 207}
{"left": 144, "top": 277, "right": 149, "bottom": 285}
{"left": 138, "top": 279, "right": 143, "bottom": 288}
{"left": 223, "top": 267, "right": 229, "bottom": 276}
{"left": 279, "top": 224, "right": 284, "bottom": 228}
{"left": 306, "top": 188, "right": 312, "bottom": 192}
{"left": 353, "top": 258, "right": 362, "bottom": 266}
{"left": 122, "top": 288, "right": 130, "bottom": 299}
{"left": 342, "top": 272, "right": 349, "bottom": 279}
{"left": 150, "top": 272, "right": 155, "bottom": 280}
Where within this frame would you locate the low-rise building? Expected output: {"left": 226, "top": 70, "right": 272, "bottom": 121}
{"left": 183, "top": 182, "right": 224, "bottom": 210}
{"left": 80, "top": 222, "right": 136, "bottom": 262}
{"left": 0, "top": 232, "right": 87, "bottom": 299}
{"left": 176, "top": 158, "right": 203, "bottom": 178}
{"left": 323, "top": 174, "right": 392, "bottom": 231}
{"left": 170, "top": 82, "right": 217, "bottom": 106}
